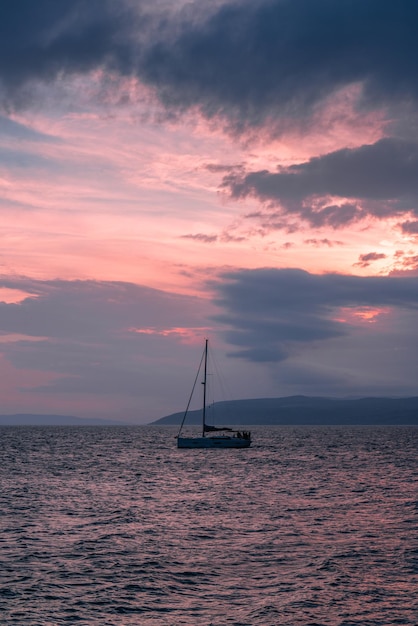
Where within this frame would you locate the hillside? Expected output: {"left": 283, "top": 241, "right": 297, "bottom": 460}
{"left": 152, "top": 396, "right": 418, "bottom": 426}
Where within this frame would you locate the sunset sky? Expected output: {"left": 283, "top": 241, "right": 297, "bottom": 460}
{"left": 1, "top": 0, "right": 418, "bottom": 423}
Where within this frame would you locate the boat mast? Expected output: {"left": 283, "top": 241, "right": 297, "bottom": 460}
{"left": 202, "top": 338, "right": 208, "bottom": 436}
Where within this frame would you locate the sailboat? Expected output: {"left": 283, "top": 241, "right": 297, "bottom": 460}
{"left": 176, "top": 339, "right": 251, "bottom": 448}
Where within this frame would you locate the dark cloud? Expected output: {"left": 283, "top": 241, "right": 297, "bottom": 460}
{"left": 2, "top": 0, "right": 418, "bottom": 130}
{"left": 136, "top": 0, "right": 418, "bottom": 131}
{"left": 304, "top": 239, "right": 344, "bottom": 248}
{"left": 0, "top": 0, "right": 136, "bottom": 108}
{"left": 0, "top": 278, "right": 202, "bottom": 340}
{"left": 400, "top": 220, "right": 418, "bottom": 234}
{"left": 0, "top": 278, "right": 207, "bottom": 404}
{"left": 204, "top": 163, "right": 243, "bottom": 174}
{"left": 180, "top": 231, "right": 248, "bottom": 244}
{"left": 391, "top": 253, "right": 418, "bottom": 274}
{"left": 243, "top": 210, "right": 300, "bottom": 234}
{"left": 181, "top": 233, "right": 218, "bottom": 243}
{"left": 354, "top": 252, "right": 387, "bottom": 268}
{"left": 223, "top": 138, "right": 418, "bottom": 228}
{"left": 220, "top": 232, "right": 247, "bottom": 243}
{"left": 211, "top": 268, "right": 418, "bottom": 362}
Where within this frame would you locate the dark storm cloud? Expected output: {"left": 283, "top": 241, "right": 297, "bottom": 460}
{"left": 0, "top": 0, "right": 136, "bottom": 108}
{"left": 230, "top": 139, "right": 418, "bottom": 201}
{"left": 2, "top": 0, "right": 418, "bottom": 128}
{"left": 211, "top": 268, "right": 418, "bottom": 362}
{"left": 223, "top": 138, "right": 418, "bottom": 228}
{"left": 136, "top": 0, "right": 418, "bottom": 130}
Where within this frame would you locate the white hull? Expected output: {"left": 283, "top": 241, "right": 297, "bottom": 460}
{"left": 177, "top": 435, "right": 251, "bottom": 449}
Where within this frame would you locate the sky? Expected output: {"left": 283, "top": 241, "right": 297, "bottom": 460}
{"left": 1, "top": 0, "right": 418, "bottom": 423}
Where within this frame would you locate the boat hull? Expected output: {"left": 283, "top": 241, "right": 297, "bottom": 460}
{"left": 177, "top": 436, "right": 251, "bottom": 449}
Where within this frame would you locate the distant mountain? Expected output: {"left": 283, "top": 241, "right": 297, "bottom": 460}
{"left": 152, "top": 396, "right": 418, "bottom": 426}
{"left": 0, "top": 414, "right": 123, "bottom": 426}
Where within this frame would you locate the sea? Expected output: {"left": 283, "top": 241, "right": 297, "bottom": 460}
{"left": 0, "top": 425, "right": 417, "bottom": 626}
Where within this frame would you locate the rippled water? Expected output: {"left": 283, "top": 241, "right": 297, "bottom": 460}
{"left": 0, "top": 425, "right": 417, "bottom": 625}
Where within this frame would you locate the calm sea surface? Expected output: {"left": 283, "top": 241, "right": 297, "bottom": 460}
{"left": 0, "top": 425, "right": 417, "bottom": 625}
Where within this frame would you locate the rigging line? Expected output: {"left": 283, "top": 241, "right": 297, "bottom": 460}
{"left": 209, "top": 342, "right": 234, "bottom": 422}
{"left": 176, "top": 345, "right": 206, "bottom": 438}
{"left": 205, "top": 342, "right": 216, "bottom": 420}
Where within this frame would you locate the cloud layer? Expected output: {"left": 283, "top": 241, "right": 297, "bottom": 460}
{"left": 3, "top": 1, "right": 418, "bottom": 234}
{"left": 0, "top": 278, "right": 207, "bottom": 418}
{"left": 2, "top": 1, "right": 418, "bottom": 126}
{"left": 222, "top": 138, "right": 418, "bottom": 229}
{"left": 0, "top": 270, "right": 417, "bottom": 417}
{"left": 137, "top": 0, "right": 418, "bottom": 131}
{"left": 0, "top": 0, "right": 134, "bottom": 107}
{"left": 212, "top": 268, "right": 418, "bottom": 362}
{"left": 1, "top": 1, "right": 418, "bottom": 418}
